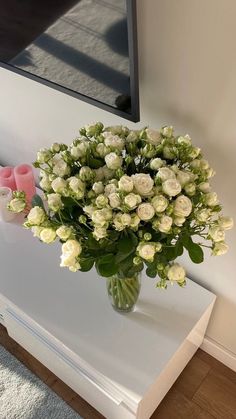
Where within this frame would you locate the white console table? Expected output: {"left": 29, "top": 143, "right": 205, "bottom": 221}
{"left": 0, "top": 221, "right": 216, "bottom": 419}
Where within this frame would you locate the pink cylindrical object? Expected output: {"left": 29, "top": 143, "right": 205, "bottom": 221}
{"left": 0, "top": 167, "right": 16, "bottom": 190}
{"left": 14, "top": 164, "right": 36, "bottom": 203}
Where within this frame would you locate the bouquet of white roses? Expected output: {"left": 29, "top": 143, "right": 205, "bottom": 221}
{"left": 9, "top": 123, "right": 233, "bottom": 311}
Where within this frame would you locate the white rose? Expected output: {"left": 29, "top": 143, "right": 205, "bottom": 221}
{"left": 184, "top": 183, "right": 196, "bottom": 196}
{"left": 120, "top": 213, "right": 131, "bottom": 226}
{"left": 37, "top": 148, "right": 52, "bottom": 163}
{"left": 200, "top": 159, "right": 209, "bottom": 170}
{"left": 126, "top": 131, "right": 138, "bottom": 142}
{"left": 68, "top": 261, "right": 81, "bottom": 272}
{"left": 132, "top": 173, "right": 154, "bottom": 196}
{"left": 209, "top": 226, "right": 225, "bottom": 242}
{"left": 137, "top": 203, "right": 155, "bottom": 221}
{"left": 151, "top": 195, "right": 168, "bottom": 213}
{"left": 51, "top": 143, "right": 61, "bottom": 153}
{"left": 161, "top": 126, "right": 173, "bottom": 138}
{"left": 105, "top": 152, "right": 122, "bottom": 170}
{"left": 40, "top": 228, "right": 56, "bottom": 244}
{"left": 130, "top": 214, "right": 140, "bottom": 228}
{"left": 83, "top": 205, "right": 96, "bottom": 217}
{"left": 39, "top": 175, "right": 52, "bottom": 192}
{"left": 56, "top": 225, "right": 73, "bottom": 241}
{"left": 156, "top": 167, "right": 176, "bottom": 182}
{"left": 103, "top": 133, "right": 124, "bottom": 150}
{"left": 104, "top": 183, "right": 117, "bottom": 196}
{"left": 79, "top": 166, "right": 94, "bottom": 182}
{"left": 174, "top": 216, "right": 186, "bottom": 226}
{"left": 93, "top": 226, "right": 108, "bottom": 240}
{"left": 71, "top": 141, "right": 89, "bottom": 159}
{"left": 52, "top": 158, "right": 69, "bottom": 177}
{"left": 118, "top": 175, "right": 133, "bottom": 192}
{"left": 218, "top": 216, "right": 234, "bottom": 230}
{"left": 189, "top": 147, "right": 201, "bottom": 159}
{"left": 177, "top": 135, "right": 191, "bottom": 146}
{"left": 8, "top": 198, "right": 26, "bottom": 213}
{"left": 92, "top": 210, "right": 107, "bottom": 226}
{"left": 96, "top": 194, "right": 108, "bottom": 208}
{"left": 174, "top": 195, "right": 192, "bottom": 217}
{"left": 113, "top": 213, "right": 124, "bottom": 231}
{"left": 62, "top": 239, "right": 82, "bottom": 257}
{"left": 163, "top": 146, "right": 175, "bottom": 160}
{"left": 101, "top": 207, "right": 113, "bottom": 221}
{"left": 206, "top": 168, "right": 215, "bottom": 178}
{"left": 31, "top": 226, "right": 43, "bottom": 238}
{"left": 205, "top": 192, "right": 218, "bottom": 207}
{"left": 51, "top": 177, "right": 67, "bottom": 194}
{"left": 69, "top": 177, "right": 85, "bottom": 195}
{"left": 196, "top": 209, "right": 211, "bottom": 222}
{"left": 167, "top": 263, "right": 186, "bottom": 282}
{"left": 162, "top": 179, "right": 181, "bottom": 197}
{"left": 96, "top": 143, "right": 110, "bottom": 158}
{"left": 198, "top": 182, "right": 211, "bottom": 193}
{"left": 137, "top": 243, "right": 156, "bottom": 261}
{"left": 177, "top": 171, "right": 192, "bottom": 187}
{"left": 60, "top": 252, "right": 81, "bottom": 271}
{"left": 47, "top": 193, "right": 63, "bottom": 212}
{"left": 92, "top": 181, "right": 104, "bottom": 195}
{"left": 158, "top": 215, "right": 173, "bottom": 233}
{"left": 108, "top": 192, "right": 121, "bottom": 208}
{"left": 190, "top": 159, "right": 201, "bottom": 169}
{"left": 150, "top": 158, "right": 165, "bottom": 170}
{"left": 28, "top": 206, "right": 46, "bottom": 225}
{"left": 212, "top": 242, "right": 229, "bottom": 256}
{"left": 124, "top": 193, "right": 141, "bottom": 209}
{"left": 146, "top": 128, "right": 161, "bottom": 145}
{"left": 113, "top": 213, "right": 130, "bottom": 230}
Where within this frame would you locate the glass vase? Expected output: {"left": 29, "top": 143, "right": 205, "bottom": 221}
{"left": 106, "top": 272, "right": 141, "bottom": 313}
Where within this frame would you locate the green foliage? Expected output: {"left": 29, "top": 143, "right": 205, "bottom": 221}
{"left": 95, "top": 254, "right": 118, "bottom": 277}
{"left": 31, "top": 194, "right": 45, "bottom": 210}
{"left": 182, "top": 235, "right": 204, "bottom": 264}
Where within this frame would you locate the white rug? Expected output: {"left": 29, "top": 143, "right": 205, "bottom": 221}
{"left": 0, "top": 345, "right": 82, "bottom": 419}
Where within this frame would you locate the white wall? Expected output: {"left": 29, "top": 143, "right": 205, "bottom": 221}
{"left": 0, "top": 0, "right": 235, "bottom": 354}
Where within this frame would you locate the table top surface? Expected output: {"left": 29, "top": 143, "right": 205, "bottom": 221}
{"left": 0, "top": 221, "right": 215, "bottom": 404}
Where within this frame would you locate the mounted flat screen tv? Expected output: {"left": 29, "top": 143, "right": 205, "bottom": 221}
{"left": 0, "top": 0, "right": 139, "bottom": 121}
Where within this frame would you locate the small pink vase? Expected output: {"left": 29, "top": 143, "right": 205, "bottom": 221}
{"left": 0, "top": 167, "right": 16, "bottom": 190}
{"left": 14, "top": 164, "right": 36, "bottom": 204}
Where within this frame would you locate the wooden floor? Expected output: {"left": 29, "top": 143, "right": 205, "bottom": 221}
{"left": 1, "top": 324, "right": 236, "bottom": 419}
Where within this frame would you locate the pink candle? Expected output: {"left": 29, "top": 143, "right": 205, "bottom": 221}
{"left": 14, "top": 164, "right": 36, "bottom": 204}
{"left": 0, "top": 167, "right": 16, "bottom": 190}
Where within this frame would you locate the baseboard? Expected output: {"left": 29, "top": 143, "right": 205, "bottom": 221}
{"left": 201, "top": 336, "right": 236, "bottom": 372}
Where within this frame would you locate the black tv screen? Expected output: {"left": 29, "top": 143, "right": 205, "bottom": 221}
{"left": 0, "top": 0, "right": 139, "bottom": 121}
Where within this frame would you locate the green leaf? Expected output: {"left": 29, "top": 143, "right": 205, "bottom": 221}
{"left": 188, "top": 242, "right": 204, "bottom": 264}
{"left": 95, "top": 254, "right": 118, "bottom": 277}
{"left": 163, "top": 240, "right": 183, "bottom": 261}
{"left": 88, "top": 157, "right": 104, "bottom": 169}
{"left": 146, "top": 266, "right": 157, "bottom": 278}
{"left": 31, "top": 194, "right": 45, "bottom": 210}
{"left": 61, "top": 196, "right": 77, "bottom": 209}
{"left": 79, "top": 258, "right": 94, "bottom": 272}
{"left": 117, "top": 235, "right": 135, "bottom": 254}
{"left": 182, "top": 235, "right": 204, "bottom": 264}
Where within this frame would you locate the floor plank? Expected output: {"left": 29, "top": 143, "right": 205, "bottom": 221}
{"left": 196, "top": 348, "right": 236, "bottom": 385}
{"left": 193, "top": 369, "right": 236, "bottom": 419}
{"left": 151, "top": 388, "right": 215, "bottom": 419}
{"left": 174, "top": 355, "right": 211, "bottom": 399}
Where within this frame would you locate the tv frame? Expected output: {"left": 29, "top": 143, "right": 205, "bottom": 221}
{"left": 0, "top": 0, "right": 140, "bottom": 122}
